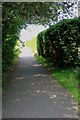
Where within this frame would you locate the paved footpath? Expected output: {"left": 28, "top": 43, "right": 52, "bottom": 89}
{"left": 3, "top": 53, "right": 78, "bottom": 118}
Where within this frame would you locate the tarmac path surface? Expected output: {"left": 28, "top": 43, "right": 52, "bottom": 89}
{"left": 3, "top": 47, "right": 78, "bottom": 118}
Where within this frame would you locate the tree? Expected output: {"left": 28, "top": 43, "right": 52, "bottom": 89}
{"left": 2, "top": 2, "right": 78, "bottom": 72}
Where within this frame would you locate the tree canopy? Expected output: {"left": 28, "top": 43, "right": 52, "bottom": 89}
{"left": 2, "top": 2, "right": 77, "bottom": 26}
{"left": 2, "top": 2, "right": 78, "bottom": 72}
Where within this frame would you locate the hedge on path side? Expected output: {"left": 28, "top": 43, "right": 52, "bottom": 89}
{"left": 37, "top": 17, "right": 80, "bottom": 67}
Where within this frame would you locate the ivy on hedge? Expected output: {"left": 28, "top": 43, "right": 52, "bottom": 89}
{"left": 37, "top": 17, "right": 80, "bottom": 67}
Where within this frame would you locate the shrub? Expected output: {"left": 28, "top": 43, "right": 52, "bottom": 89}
{"left": 37, "top": 17, "right": 80, "bottom": 67}
{"left": 37, "top": 31, "right": 45, "bottom": 57}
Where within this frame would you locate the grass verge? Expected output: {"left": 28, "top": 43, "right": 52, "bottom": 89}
{"left": 34, "top": 53, "right": 79, "bottom": 104}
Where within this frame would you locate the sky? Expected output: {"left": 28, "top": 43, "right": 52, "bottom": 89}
{"left": 20, "top": 25, "right": 48, "bottom": 42}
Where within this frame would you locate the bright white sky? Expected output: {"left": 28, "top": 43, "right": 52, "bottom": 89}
{"left": 20, "top": 24, "right": 48, "bottom": 42}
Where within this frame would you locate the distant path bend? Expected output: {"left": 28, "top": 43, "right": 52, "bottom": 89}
{"left": 3, "top": 56, "right": 78, "bottom": 118}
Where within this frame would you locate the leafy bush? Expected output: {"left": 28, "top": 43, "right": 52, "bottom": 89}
{"left": 37, "top": 32, "right": 45, "bottom": 57}
{"left": 2, "top": 3, "right": 25, "bottom": 74}
{"left": 37, "top": 17, "right": 80, "bottom": 67}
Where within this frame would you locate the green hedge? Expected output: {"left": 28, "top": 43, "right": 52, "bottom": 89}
{"left": 37, "top": 31, "right": 45, "bottom": 57}
{"left": 37, "top": 17, "right": 80, "bottom": 67}
{"left": 2, "top": 3, "right": 25, "bottom": 74}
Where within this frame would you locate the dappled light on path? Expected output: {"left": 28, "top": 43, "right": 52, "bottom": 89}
{"left": 20, "top": 47, "right": 33, "bottom": 57}
{"left": 16, "top": 77, "right": 24, "bottom": 80}
{"left": 33, "top": 74, "right": 47, "bottom": 77}
{"left": 33, "top": 64, "right": 42, "bottom": 67}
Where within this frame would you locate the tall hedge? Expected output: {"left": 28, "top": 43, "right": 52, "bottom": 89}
{"left": 37, "top": 17, "right": 80, "bottom": 67}
{"left": 37, "top": 31, "right": 46, "bottom": 57}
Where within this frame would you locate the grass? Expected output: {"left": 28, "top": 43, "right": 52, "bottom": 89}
{"left": 34, "top": 53, "right": 79, "bottom": 103}
{"left": 52, "top": 68, "right": 78, "bottom": 101}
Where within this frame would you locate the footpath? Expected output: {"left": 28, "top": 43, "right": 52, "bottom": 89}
{"left": 3, "top": 47, "right": 78, "bottom": 118}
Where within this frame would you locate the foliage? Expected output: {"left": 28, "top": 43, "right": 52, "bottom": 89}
{"left": 2, "top": 40, "right": 22, "bottom": 85}
{"left": 14, "top": 40, "right": 22, "bottom": 58}
{"left": 34, "top": 53, "right": 48, "bottom": 66}
{"left": 37, "top": 31, "right": 46, "bottom": 57}
{"left": 37, "top": 17, "right": 80, "bottom": 67}
{"left": 52, "top": 68, "right": 78, "bottom": 101}
{"left": 2, "top": 4, "right": 25, "bottom": 73}
{"left": 2, "top": 2, "right": 77, "bottom": 80}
